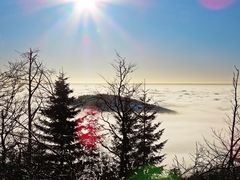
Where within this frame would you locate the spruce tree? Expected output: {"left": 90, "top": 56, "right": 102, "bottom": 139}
{"left": 100, "top": 54, "right": 166, "bottom": 179}
{"left": 99, "top": 54, "right": 142, "bottom": 179}
{"left": 36, "top": 72, "right": 82, "bottom": 179}
{"left": 132, "top": 83, "right": 166, "bottom": 170}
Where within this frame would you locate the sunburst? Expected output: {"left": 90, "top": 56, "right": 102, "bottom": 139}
{"left": 73, "top": 0, "right": 101, "bottom": 15}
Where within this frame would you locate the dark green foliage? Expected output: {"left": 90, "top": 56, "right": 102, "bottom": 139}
{"left": 128, "top": 165, "right": 182, "bottom": 180}
{"left": 128, "top": 165, "right": 164, "bottom": 180}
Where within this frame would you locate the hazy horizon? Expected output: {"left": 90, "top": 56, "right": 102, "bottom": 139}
{"left": 70, "top": 82, "right": 232, "bottom": 85}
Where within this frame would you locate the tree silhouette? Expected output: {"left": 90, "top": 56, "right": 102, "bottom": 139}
{"left": 0, "top": 49, "right": 54, "bottom": 178}
{"left": 0, "top": 62, "right": 25, "bottom": 178}
{"left": 99, "top": 53, "right": 140, "bottom": 179}
{"left": 100, "top": 53, "right": 166, "bottom": 179}
{"left": 36, "top": 71, "right": 83, "bottom": 179}
{"left": 131, "top": 82, "right": 166, "bottom": 170}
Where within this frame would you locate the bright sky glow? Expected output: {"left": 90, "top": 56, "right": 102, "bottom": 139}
{"left": 72, "top": 0, "right": 104, "bottom": 17}
{"left": 74, "top": 0, "right": 98, "bottom": 11}
{"left": 0, "top": 0, "right": 240, "bottom": 84}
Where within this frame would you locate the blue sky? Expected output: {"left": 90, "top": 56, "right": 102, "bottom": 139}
{"left": 0, "top": 0, "right": 240, "bottom": 83}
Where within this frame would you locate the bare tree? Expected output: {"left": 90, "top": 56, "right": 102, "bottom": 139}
{"left": 228, "top": 66, "right": 240, "bottom": 169}
{"left": 173, "top": 66, "right": 240, "bottom": 179}
{"left": 0, "top": 62, "right": 26, "bottom": 177}
{"left": 0, "top": 49, "right": 55, "bottom": 177}
{"left": 18, "top": 49, "right": 54, "bottom": 171}
{"left": 99, "top": 52, "right": 141, "bottom": 179}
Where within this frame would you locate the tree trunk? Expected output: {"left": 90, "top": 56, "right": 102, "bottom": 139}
{"left": 27, "top": 49, "right": 33, "bottom": 169}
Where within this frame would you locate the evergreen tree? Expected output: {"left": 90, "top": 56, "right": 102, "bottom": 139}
{"left": 100, "top": 54, "right": 166, "bottom": 179}
{"left": 132, "top": 83, "right": 166, "bottom": 170}
{"left": 100, "top": 54, "right": 144, "bottom": 179}
{"left": 36, "top": 72, "right": 83, "bottom": 179}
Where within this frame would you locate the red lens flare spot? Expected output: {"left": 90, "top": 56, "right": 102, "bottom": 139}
{"left": 200, "top": 0, "right": 235, "bottom": 10}
{"left": 75, "top": 106, "right": 101, "bottom": 149}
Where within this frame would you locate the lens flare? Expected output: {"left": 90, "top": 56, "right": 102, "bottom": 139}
{"left": 75, "top": 106, "right": 101, "bottom": 149}
{"left": 200, "top": 0, "right": 235, "bottom": 10}
{"left": 128, "top": 165, "right": 181, "bottom": 180}
{"left": 18, "top": 0, "right": 143, "bottom": 55}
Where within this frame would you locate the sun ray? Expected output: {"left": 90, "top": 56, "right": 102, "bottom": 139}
{"left": 28, "top": 0, "right": 144, "bottom": 58}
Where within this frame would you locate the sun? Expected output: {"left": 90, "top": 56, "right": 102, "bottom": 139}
{"left": 74, "top": 0, "right": 99, "bottom": 14}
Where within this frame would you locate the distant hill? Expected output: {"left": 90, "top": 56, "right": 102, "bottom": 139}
{"left": 74, "top": 94, "right": 176, "bottom": 114}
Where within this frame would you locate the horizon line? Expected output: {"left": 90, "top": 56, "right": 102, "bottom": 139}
{"left": 70, "top": 82, "right": 232, "bottom": 85}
